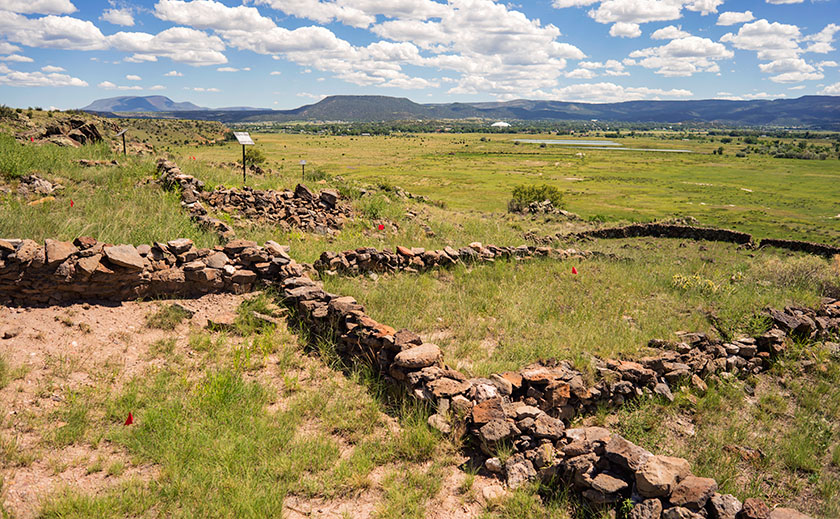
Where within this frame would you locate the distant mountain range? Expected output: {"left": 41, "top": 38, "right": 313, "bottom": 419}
{"left": 81, "top": 95, "right": 263, "bottom": 112}
{"left": 81, "top": 94, "right": 840, "bottom": 128}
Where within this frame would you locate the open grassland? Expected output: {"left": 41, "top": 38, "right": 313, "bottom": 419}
{"left": 178, "top": 132, "right": 840, "bottom": 244}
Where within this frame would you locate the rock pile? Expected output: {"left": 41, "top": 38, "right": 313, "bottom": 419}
{"left": 157, "top": 159, "right": 351, "bottom": 238}
{"left": 156, "top": 159, "right": 236, "bottom": 241}
{"left": 314, "top": 242, "right": 599, "bottom": 275}
{"left": 759, "top": 238, "right": 840, "bottom": 258}
{"left": 0, "top": 236, "right": 300, "bottom": 305}
{"left": 77, "top": 159, "right": 119, "bottom": 168}
{"left": 15, "top": 174, "right": 62, "bottom": 198}
{"left": 517, "top": 200, "right": 580, "bottom": 219}
{"left": 203, "top": 183, "right": 350, "bottom": 235}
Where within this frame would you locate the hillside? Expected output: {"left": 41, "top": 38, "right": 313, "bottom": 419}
{"left": 82, "top": 94, "right": 840, "bottom": 128}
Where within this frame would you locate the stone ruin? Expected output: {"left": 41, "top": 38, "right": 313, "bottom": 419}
{"left": 314, "top": 242, "right": 606, "bottom": 276}
{"left": 527, "top": 222, "right": 840, "bottom": 258}
{"left": 1, "top": 234, "right": 835, "bottom": 518}
{"left": 20, "top": 117, "right": 105, "bottom": 148}
{"left": 157, "top": 159, "right": 351, "bottom": 239}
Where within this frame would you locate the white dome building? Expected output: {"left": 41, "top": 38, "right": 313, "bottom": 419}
{"left": 490, "top": 121, "right": 511, "bottom": 128}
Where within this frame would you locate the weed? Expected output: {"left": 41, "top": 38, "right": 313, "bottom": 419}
{"left": 145, "top": 304, "right": 192, "bottom": 330}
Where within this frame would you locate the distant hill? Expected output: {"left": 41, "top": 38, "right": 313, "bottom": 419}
{"left": 81, "top": 96, "right": 266, "bottom": 113}
{"left": 82, "top": 94, "right": 840, "bottom": 128}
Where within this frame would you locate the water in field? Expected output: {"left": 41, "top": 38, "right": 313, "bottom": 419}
{"left": 514, "top": 139, "right": 621, "bottom": 146}
{"left": 513, "top": 139, "right": 693, "bottom": 153}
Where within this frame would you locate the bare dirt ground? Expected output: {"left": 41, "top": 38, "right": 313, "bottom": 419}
{"left": 0, "top": 294, "right": 502, "bottom": 518}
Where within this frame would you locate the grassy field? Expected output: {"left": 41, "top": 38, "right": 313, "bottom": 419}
{"left": 177, "top": 132, "right": 840, "bottom": 244}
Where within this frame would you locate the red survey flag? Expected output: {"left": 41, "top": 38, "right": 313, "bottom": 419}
{"left": 571, "top": 267, "right": 578, "bottom": 275}
{"left": 124, "top": 412, "right": 134, "bottom": 425}
{"left": 70, "top": 200, "right": 74, "bottom": 207}
{"left": 378, "top": 224, "right": 385, "bottom": 231}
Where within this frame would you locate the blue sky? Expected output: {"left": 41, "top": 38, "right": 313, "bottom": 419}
{"left": 0, "top": 0, "right": 837, "bottom": 109}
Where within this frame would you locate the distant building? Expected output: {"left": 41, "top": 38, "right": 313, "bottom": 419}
{"left": 491, "top": 121, "right": 511, "bottom": 128}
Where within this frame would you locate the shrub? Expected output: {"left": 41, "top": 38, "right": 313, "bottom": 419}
{"left": 243, "top": 147, "right": 266, "bottom": 166}
{"left": 508, "top": 184, "right": 565, "bottom": 212}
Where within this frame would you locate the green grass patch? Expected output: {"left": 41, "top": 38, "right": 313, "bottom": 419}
{"left": 145, "top": 304, "right": 193, "bottom": 330}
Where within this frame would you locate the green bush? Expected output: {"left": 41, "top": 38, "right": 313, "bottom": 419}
{"left": 508, "top": 184, "right": 564, "bottom": 212}
{"left": 243, "top": 147, "right": 266, "bottom": 166}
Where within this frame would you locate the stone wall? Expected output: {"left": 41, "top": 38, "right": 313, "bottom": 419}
{"left": 1, "top": 234, "right": 832, "bottom": 517}
{"left": 759, "top": 238, "right": 840, "bottom": 258}
{"left": 278, "top": 269, "right": 835, "bottom": 517}
{"left": 530, "top": 223, "right": 840, "bottom": 260}
{"left": 0, "top": 236, "right": 302, "bottom": 305}
{"left": 570, "top": 223, "right": 754, "bottom": 245}
{"left": 157, "top": 159, "right": 351, "bottom": 239}
{"left": 313, "top": 242, "right": 602, "bottom": 275}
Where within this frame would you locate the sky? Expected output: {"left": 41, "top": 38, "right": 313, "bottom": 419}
{"left": 0, "top": 0, "right": 838, "bottom": 110}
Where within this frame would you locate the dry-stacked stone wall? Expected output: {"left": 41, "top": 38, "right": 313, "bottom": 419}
{"left": 157, "top": 159, "right": 236, "bottom": 241}
{"left": 529, "top": 223, "right": 840, "bottom": 259}
{"left": 0, "top": 236, "right": 301, "bottom": 305}
{"left": 278, "top": 270, "right": 835, "bottom": 517}
{"left": 759, "top": 238, "right": 840, "bottom": 258}
{"left": 314, "top": 242, "right": 605, "bottom": 275}
{"left": 569, "top": 223, "right": 754, "bottom": 245}
{"left": 1, "top": 235, "right": 833, "bottom": 517}
{"left": 157, "top": 159, "right": 351, "bottom": 239}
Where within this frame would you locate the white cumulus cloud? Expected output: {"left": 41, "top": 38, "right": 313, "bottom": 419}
{"left": 819, "top": 82, "right": 840, "bottom": 95}
{"left": 0, "top": 69, "right": 87, "bottom": 87}
{"left": 717, "top": 11, "right": 754, "bottom": 26}
{"left": 101, "top": 8, "right": 134, "bottom": 26}
{"left": 629, "top": 35, "right": 733, "bottom": 76}
{"left": 164, "top": 70, "right": 183, "bottom": 76}
{"left": 0, "top": 54, "right": 34, "bottom": 62}
{"left": 651, "top": 25, "right": 691, "bottom": 39}
{"left": 125, "top": 74, "right": 141, "bottom": 81}
{"left": 41, "top": 65, "right": 65, "bottom": 72}
{"left": 548, "top": 81, "right": 693, "bottom": 102}
{"left": 610, "top": 22, "right": 641, "bottom": 38}
{"left": 1, "top": 0, "right": 76, "bottom": 15}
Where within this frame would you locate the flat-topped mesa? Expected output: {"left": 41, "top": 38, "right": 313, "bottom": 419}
{"left": 155, "top": 159, "right": 350, "bottom": 238}
{"left": 0, "top": 237, "right": 301, "bottom": 305}
{"left": 314, "top": 242, "right": 601, "bottom": 275}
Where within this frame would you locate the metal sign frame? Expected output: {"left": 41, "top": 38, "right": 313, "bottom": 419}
{"left": 115, "top": 129, "right": 128, "bottom": 155}
{"left": 233, "top": 132, "right": 254, "bottom": 183}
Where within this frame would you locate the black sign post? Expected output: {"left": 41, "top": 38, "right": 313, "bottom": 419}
{"left": 116, "top": 129, "right": 128, "bottom": 156}
{"left": 300, "top": 160, "right": 306, "bottom": 182}
{"left": 233, "top": 132, "right": 255, "bottom": 185}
